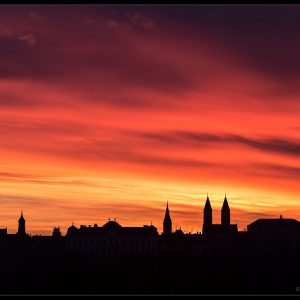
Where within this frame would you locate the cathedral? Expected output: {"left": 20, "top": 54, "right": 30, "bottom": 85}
{"left": 162, "top": 195, "right": 238, "bottom": 236}
{"left": 202, "top": 194, "right": 238, "bottom": 235}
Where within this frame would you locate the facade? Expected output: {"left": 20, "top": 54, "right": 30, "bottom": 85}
{"left": 66, "top": 220, "right": 159, "bottom": 255}
{"left": 246, "top": 216, "right": 300, "bottom": 256}
{"left": 248, "top": 215, "right": 300, "bottom": 242}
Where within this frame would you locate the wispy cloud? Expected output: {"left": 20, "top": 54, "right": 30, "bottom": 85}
{"left": 138, "top": 130, "right": 300, "bottom": 157}
{"left": 0, "top": 172, "right": 96, "bottom": 187}
{"left": 100, "top": 17, "right": 131, "bottom": 31}
{"left": 19, "top": 33, "right": 36, "bottom": 46}
{"left": 28, "top": 12, "right": 44, "bottom": 21}
{"left": 126, "top": 12, "right": 158, "bottom": 31}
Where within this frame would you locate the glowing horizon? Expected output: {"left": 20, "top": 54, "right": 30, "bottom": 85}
{"left": 1, "top": 5, "right": 300, "bottom": 235}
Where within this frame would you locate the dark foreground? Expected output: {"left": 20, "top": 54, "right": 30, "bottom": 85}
{"left": 0, "top": 250, "right": 299, "bottom": 295}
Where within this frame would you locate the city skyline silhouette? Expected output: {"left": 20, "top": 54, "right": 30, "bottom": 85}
{"left": 0, "top": 3, "right": 300, "bottom": 295}
{"left": 0, "top": 196, "right": 299, "bottom": 294}
{"left": 0, "top": 194, "right": 292, "bottom": 236}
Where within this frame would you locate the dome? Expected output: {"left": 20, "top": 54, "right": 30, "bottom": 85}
{"left": 102, "top": 220, "right": 122, "bottom": 230}
{"left": 66, "top": 224, "right": 78, "bottom": 236}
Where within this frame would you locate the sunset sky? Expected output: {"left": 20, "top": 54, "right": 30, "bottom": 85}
{"left": 1, "top": 5, "right": 300, "bottom": 235}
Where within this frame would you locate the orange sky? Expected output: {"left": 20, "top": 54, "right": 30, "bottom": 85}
{"left": 1, "top": 5, "right": 300, "bottom": 235}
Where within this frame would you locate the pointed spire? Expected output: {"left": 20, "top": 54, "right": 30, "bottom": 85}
{"left": 164, "top": 202, "right": 171, "bottom": 221}
{"left": 221, "top": 193, "right": 230, "bottom": 226}
{"left": 18, "top": 209, "right": 26, "bottom": 236}
{"left": 163, "top": 202, "right": 172, "bottom": 235}
{"left": 19, "top": 210, "right": 25, "bottom": 220}
{"left": 222, "top": 194, "right": 229, "bottom": 211}
{"left": 204, "top": 194, "right": 212, "bottom": 211}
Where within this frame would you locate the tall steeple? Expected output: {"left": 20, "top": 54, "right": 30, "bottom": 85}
{"left": 203, "top": 194, "right": 212, "bottom": 234}
{"left": 17, "top": 210, "right": 26, "bottom": 236}
{"left": 221, "top": 194, "right": 230, "bottom": 226}
{"left": 163, "top": 202, "right": 172, "bottom": 235}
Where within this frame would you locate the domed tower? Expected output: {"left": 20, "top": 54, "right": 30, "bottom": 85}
{"left": 221, "top": 194, "right": 230, "bottom": 226}
{"left": 203, "top": 195, "right": 212, "bottom": 234}
{"left": 163, "top": 202, "right": 172, "bottom": 235}
{"left": 17, "top": 210, "right": 26, "bottom": 236}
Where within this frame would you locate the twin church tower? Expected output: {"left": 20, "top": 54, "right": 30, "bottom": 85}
{"left": 163, "top": 195, "right": 236, "bottom": 235}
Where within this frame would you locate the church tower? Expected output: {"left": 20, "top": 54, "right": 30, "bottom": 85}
{"left": 203, "top": 195, "right": 212, "bottom": 234}
{"left": 17, "top": 211, "right": 26, "bottom": 236}
{"left": 221, "top": 194, "right": 230, "bottom": 226}
{"left": 163, "top": 202, "right": 172, "bottom": 235}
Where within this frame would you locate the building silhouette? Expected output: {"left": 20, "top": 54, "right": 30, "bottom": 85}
{"left": 52, "top": 227, "right": 61, "bottom": 237}
{"left": 202, "top": 195, "right": 238, "bottom": 235}
{"left": 16, "top": 211, "right": 27, "bottom": 237}
{"left": 66, "top": 219, "right": 158, "bottom": 255}
{"left": 163, "top": 202, "right": 172, "bottom": 236}
{"left": 221, "top": 194, "right": 230, "bottom": 226}
{"left": 247, "top": 215, "right": 300, "bottom": 244}
{"left": 203, "top": 195, "right": 212, "bottom": 234}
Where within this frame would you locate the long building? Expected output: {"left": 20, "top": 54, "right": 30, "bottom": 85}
{"left": 66, "top": 220, "right": 158, "bottom": 255}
